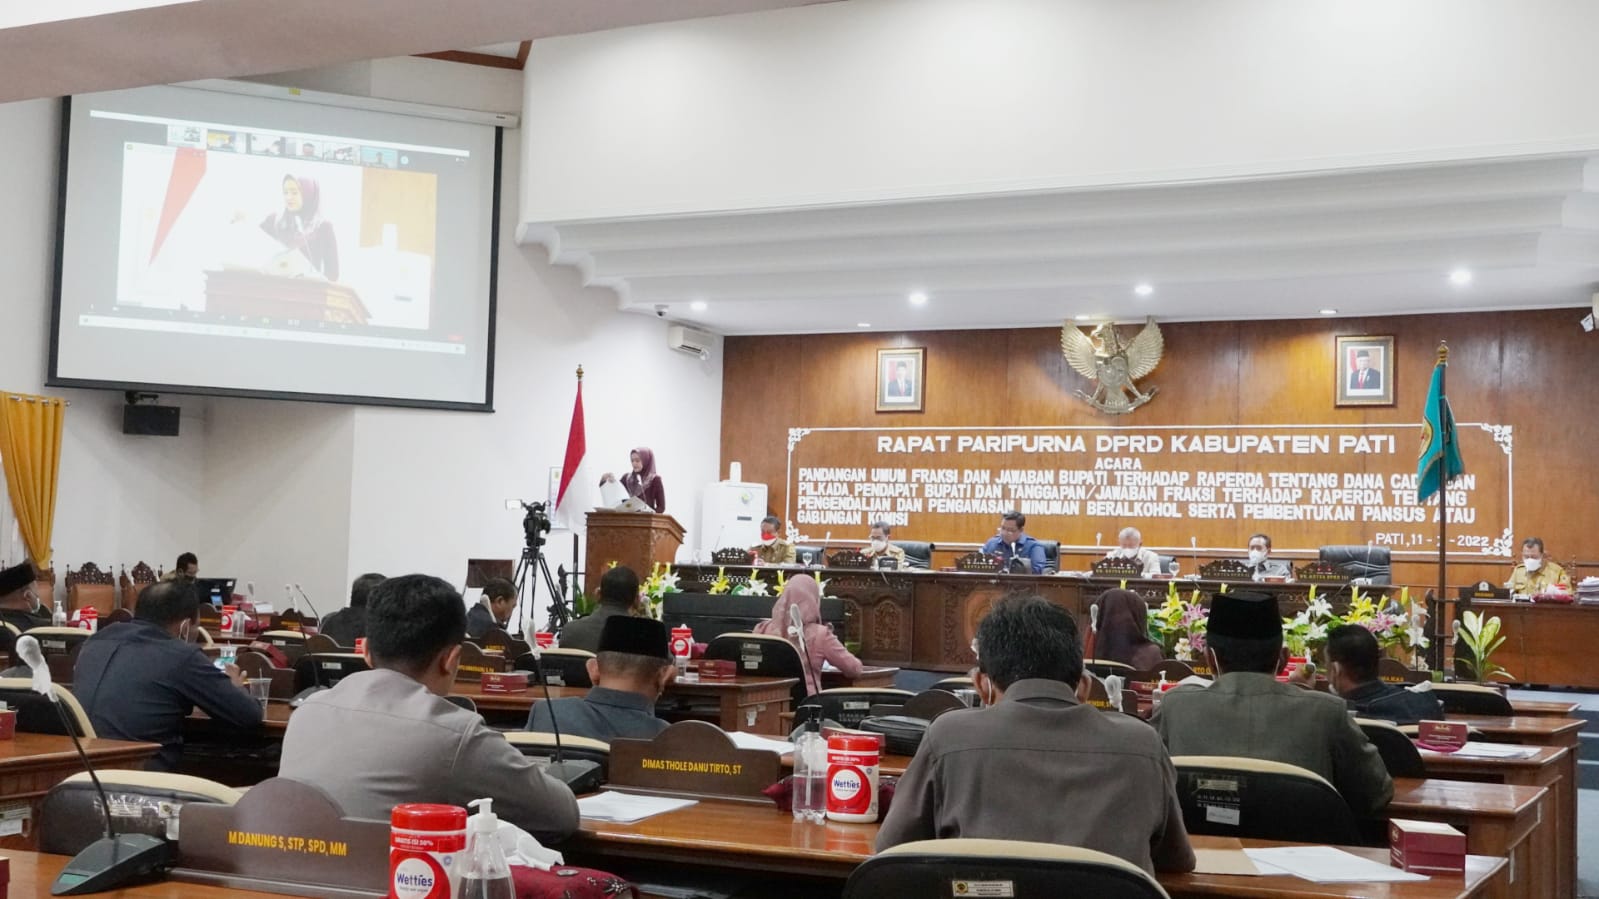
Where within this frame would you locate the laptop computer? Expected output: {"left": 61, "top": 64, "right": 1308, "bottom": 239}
{"left": 193, "top": 578, "right": 237, "bottom": 607}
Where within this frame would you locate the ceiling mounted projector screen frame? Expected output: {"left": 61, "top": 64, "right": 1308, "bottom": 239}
{"left": 48, "top": 86, "right": 502, "bottom": 412}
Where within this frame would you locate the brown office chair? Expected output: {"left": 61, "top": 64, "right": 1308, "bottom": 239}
{"left": 304, "top": 633, "right": 343, "bottom": 655}
{"left": 120, "top": 561, "right": 159, "bottom": 612}
{"left": 512, "top": 648, "right": 595, "bottom": 688}
{"left": 1356, "top": 718, "right": 1427, "bottom": 778}
{"left": 1427, "top": 682, "right": 1513, "bottom": 716}
{"left": 896, "top": 688, "right": 968, "bottom": 721}
{"left": 1084, "top": 658, "right": 1137, "bottom": 679}
{"left": 928, "top": 676, "right": 974, "bottom": 694}
{"left": 64, "top": 562, "right": 117, "bottom": 616}
{"left": 1171, "top": 756, "right": 1362, "bottom": 845}
{"left": 703, "top": 632, "right": 809, "bottom": 703}
{"left": 846, "top": 839, "right": 1170, "bottom": 899}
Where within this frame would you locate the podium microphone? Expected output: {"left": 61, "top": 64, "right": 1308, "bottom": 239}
{"left": 528, "top": 642, "right": 602, "bottom": 794}
{"left": 19, "top": 636, "right": 174, "bottom": 893}
{"left": 789, "top": 603, "right": 819, "bottom": 699}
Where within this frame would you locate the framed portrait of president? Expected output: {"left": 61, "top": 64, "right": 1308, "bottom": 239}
{"left": 876, "top": 347, "right": 925, "bottom": 412}
{"left": 1335, "top": 335, "right": 1395, "bottom": 407}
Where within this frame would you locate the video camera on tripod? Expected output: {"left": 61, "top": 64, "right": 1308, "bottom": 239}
{"left": 503, "top": 499, "right": 572, "bottom": 633}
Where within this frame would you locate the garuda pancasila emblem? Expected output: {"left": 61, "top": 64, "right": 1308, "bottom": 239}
{"left": 1060, "top": 317, "right": 1164, "bottom": 414}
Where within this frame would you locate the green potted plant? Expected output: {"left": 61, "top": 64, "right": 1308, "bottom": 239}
{"left": 1455, "top": 610, "right": 1512, "bottom": 682}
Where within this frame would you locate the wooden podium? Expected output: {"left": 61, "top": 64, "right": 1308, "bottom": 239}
{"left": 585, "top": 510, "right": 686, "bottom": 597}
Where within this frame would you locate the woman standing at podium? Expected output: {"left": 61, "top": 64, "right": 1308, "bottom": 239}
{"left": 600, "top": 447, "right": 666, "bottom": 513}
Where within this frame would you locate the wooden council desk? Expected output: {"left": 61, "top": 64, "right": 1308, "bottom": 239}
{"left": 0, "top": 735, "right": 161, "bottom": 851}
{"left": 1422, "top": 746, "right": 1570, "bottom": 899}
{"left": 803, "top": 758, "right": 1544, "bottom": 898}
{"left": 0, "top": 851, "right": 289, "bottom": 898}
{"left": 673, "top": 565, "right": 1380, "bottom": 672}
{"left": 1451, "top": 600, "right": 1599, "bottom": 689}
{"left": 1445, "top": 714, "right": 1583, "bottom": 899}
{"left": 566, "top": 798, "right": 1507, "bottom": 898}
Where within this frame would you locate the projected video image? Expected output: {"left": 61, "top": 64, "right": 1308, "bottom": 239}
{"left": 116, "top": 137, "right": 438, "bottom": 331}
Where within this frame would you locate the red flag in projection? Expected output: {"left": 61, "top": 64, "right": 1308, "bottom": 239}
{"left": 556, "top": 370, "right": 585, "bottom": 511}
{"left": 150, "top": 147, "right": 207, "bottom": 263}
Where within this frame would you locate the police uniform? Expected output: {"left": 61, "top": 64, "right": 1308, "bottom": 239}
{"left": 862, "top": 542, "right": 907, "bottom": 567}
{"left": 751, "top": 539, "right": 797, "bottom": 565}
{"left": 1507, "top": 560, "right": 1570, "bottom": 595}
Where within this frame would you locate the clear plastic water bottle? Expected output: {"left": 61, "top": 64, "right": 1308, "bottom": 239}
{"left": 51, "top": 600, "right": 67, "bottom": 627}
{"left": 216, "top": 643, "right": 237, "bottom": 672}
{"left": 460, "top": 798, "right": 515, "bottom": 899}
{"left": 792, "top": 720, "right": 827, "bottom": 824}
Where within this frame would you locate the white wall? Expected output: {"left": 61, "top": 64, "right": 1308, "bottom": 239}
{"left": 0, "top": 97, "right": 207, "bottom": 586}
{"left": 345, "top": 127, "right": 724, "bottom": 617}
{"left": 522, "top": 0, "right": 1599, "bottom": 221}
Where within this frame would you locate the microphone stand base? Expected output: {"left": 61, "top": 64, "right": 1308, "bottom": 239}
{"left": 52, "top": 833, "right": 174, "bottom": 895}
{"left": 544, "top": 759, "right": 603, "bottom": 795}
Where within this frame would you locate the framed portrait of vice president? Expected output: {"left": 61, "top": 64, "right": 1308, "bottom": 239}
{"left": 1335, "top": 335, "right": 1395, "bottom": 407}
{"left": 876, "top": 347, "right": 925, "bottom": 412}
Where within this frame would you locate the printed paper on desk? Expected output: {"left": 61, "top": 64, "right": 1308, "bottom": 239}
{"left": 1244, "top": 847, "right": 1428, "bottom": 883}
{"left": 1418, "top": 741, "right": 1540, "bottom": 759}
{"left": 577, "top": 791, "right": 699, "bottom": 824}
{"left": 725, "top": 732, "right": 796, "bottom": 755}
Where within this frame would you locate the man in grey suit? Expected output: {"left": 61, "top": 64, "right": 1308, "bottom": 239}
{"left": 528, "top": 616, "right": 674, "bottom": 741}
{"left": 279, "top": 574, "right": 578, "bottom": 839}
{"left": 877, "top": 596, "right": 1194, "bottom": 876}
{"left": 1154, "top": 592, "right": 1393, "bottom": 817}
{"left": 1242, "top": 533, "right": 1292, "bottom": 580}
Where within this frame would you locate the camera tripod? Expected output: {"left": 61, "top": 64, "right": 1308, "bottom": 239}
{"left": 514, "top": 540, "right": 573, "bottom": 634}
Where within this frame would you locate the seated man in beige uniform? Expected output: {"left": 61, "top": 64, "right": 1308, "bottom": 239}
{"left": 749, "top": 515, "right": 796, "bottom": 565}
{"left": 861, "top": 520, "right": 907, "bottom": 567}
{"left": 877, "top": 595, "right": 1194, "bottom": 876}
{"left": 1154, "top": 591, "right": 1393, "bottom": 817}
{"left": 279, "top": 574, "right": 578, "bottom": 840}
{"left": 1506, "top": 536, "right": 1571, "bottom": 595}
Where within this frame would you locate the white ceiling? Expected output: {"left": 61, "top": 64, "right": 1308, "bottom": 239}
{"left": 0, "top": 0, "right": 834, "bottom": 103}
{"left": 524, "top": 154, "right": 1599, "bottom": 334}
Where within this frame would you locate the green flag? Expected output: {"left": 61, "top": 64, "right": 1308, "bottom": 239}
{"left": 1416, "top": 360, "right": 1465, "bottom": 503}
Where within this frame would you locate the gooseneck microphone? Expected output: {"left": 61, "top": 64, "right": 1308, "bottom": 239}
{"left": 20, "top": 635, "right": 175, "bottom": 893}
{"left": 528, "top": 641, "right": 602, "bottom": 794}
{"left": 789, "top": 603, "right": 820, "bottom": 699}
{"left": 291, "top": 583, "right": 323, "bottom": 623}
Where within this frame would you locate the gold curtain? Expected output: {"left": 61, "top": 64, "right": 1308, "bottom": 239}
{"left": 0, "top": 393, "right": 67, "bottom": 568}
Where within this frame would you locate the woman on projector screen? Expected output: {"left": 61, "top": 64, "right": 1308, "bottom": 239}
{"left": 261, "top": 173, "right": 339, "bottom": 281}
{"left": 600, "top": 447, "right": 666, "bottom": 513}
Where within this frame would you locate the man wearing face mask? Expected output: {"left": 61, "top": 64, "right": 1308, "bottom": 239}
{"left": 749, "top": 515, "right": 797, "bottom": 566}
{"left": 861, "top": 521, "right": 907, "bottom": 567}
{"left": 1242, "top": 533, "right": 1291, "bottom": 580}
{"left": 0, "top": 562, "right": 51, "bottom": 635}
{"left": 877, "top": 596, "right": 1194, "bottom": 875}
{"left": 1312, "top": 625, "right": 1443, "bottom": 726}
{"left": 74, "top": 578, "right": 262, "bottom": 771}
{"left": 1506, "top": 537, "right": 1570, "bottom": 595}
{"left": 980, "top": 511, "right": 1048, "bottom": 574}
{"left": 1106, "top": 527, "right": 1162, "bottom": 578}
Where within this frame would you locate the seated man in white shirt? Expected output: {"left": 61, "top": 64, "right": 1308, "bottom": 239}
{"left": 1106, "top": 526, "right": 1163, "bottom": 578}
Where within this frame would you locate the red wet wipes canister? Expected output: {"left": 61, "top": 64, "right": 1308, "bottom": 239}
{"left": 825, "top": 732, "right": 880, "bottom": 823}
{"left": 389, "top": 803, "right": 465, "bottom": 899}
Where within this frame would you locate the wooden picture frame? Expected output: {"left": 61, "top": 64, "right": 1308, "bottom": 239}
{"left": 876, "top": 347, "right": 926, "bottom": 412}
{"left": 1335, "top": 335, "right": 1395, "bottom": 406}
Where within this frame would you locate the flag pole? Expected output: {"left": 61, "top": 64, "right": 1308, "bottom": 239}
{"left": 1435, "top": 342, "right": 1451, "bottom": 674}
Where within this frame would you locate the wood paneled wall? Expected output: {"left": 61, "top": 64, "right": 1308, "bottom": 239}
{"left": 720, "top": 309, "right": 1598, "bottom": 589}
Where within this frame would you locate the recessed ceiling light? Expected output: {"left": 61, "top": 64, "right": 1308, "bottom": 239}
{"left": 856, "top": 322, "right": 871, "bottom": 328}
{"left": 1074, "top": 314, "right": 1093, "bottom": 321}
{"left": 1449, "top": 268, "right": 1473, "bottom": 286}
{"left": 1319, "top": 308, "right": 1338, "bottom": 315}
{"left": 689, "top": 300, "right": 707, "bottom": 312}
{"left": 908, "top": 291, "right": 929, "bottom": 306}
{"left": 1133, "top": 283, "right": 1154, "bottom": 297}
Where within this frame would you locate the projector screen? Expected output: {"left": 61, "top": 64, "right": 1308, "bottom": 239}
{"left": 51, "top": 84, "right": 500, "bottom": 410}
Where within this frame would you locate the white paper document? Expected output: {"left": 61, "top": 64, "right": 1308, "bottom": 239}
{"left": 577, "top": 791, "right": 699, "bottom": 824}
{"left": 725, "top": 732, "right": 796, "bottom": 755}
{"left": 1243, "top": 847, "right": 1428, "bottom": 883}
{"left": 1418, "top": 741, "right": 1541, "bottom": 759}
